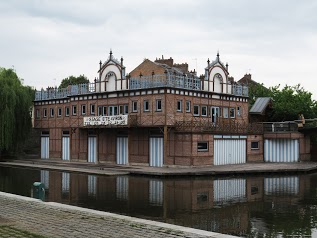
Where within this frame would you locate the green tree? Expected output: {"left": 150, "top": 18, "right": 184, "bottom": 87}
{"left": 58, "top": 75, "right": 89, "bottom": 89}
{"left": 269, "top": 84, "right": 317, "bottom": 121}
{"left": 248, "top": 82, "right": 272, "bottom": 106}
{"left": 249, "top": 83, "right": 317, "bottom": 121}
{"left": 0, "top": 68, "right": 34, "bottom": 154}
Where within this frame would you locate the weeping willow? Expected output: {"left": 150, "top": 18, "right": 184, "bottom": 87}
{"left": 0, "top": 68, "right": 34, "bottom": 153}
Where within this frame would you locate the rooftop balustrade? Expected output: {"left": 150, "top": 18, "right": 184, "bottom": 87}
{"left": 35, "top": 83, "right": 96, "bottom": 101}
{"left": 129, "top": 74, "right": 201, "bottom": 90}
{"left": 34, "top": 75, "right": 248, "bottom": 101}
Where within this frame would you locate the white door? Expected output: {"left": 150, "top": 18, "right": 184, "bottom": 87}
{"left": 264, "top": 139, "right": 299, "bottom": 162}
{"left": 62, "top": 137, "right": 70, "bottom": 161}
{"left": 211, "top": 107, "right": 220, "bottom": 123}
{"left": 117, "top": 137, "right": 128, "bottom": 165}
{"left": 214, "top": 139, "right": 246, "bottom": 165}
{"left": 88, "top": 136, "right": 97, "bottom": 163}
{"left": 41, "top": 137, "right": 49, "bottom": 159}
{"left": 149, "top": 137, "right": 163, "bottom": 167}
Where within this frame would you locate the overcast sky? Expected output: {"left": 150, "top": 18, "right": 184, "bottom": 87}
{"left": 1, "top": 0, "right": 317, "bottom": 97}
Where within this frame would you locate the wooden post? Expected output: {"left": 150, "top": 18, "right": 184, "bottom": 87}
{"left": 164, "top": 125, "right": 168, "bottom": 165}
{"left": 128, "top": 128, "right": 132, "bottom": 165}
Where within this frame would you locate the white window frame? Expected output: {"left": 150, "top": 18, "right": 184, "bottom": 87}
{"left": 108, "top": 106, "right": 118, "bottom": 116}
{"left": 103, "top": 106, "right": 107, "bottom": 116}
{"left": 156, "top": 99, "right": 162, "bottom": 112}
{"left": 237, "top": 106, "right": 241, "bottom": 117}
{"left": 98, "top": 106, "right": 103, "bottom": 116}
{"left": 132, "top": 101, "right": 138, "bottom": 112}
{"left": 186, "top": 100, "right": 191, "bottom": 112}
{"left": 251, "top": 141, "right": 259, "bottom": 150}
{"left": 144, "top": 100, "right": 149, "bottom": 112}
{"left": 197, "top": 142, "right": 208, "bottom": 152}
{"left": 223, "top": 107, "right": 229, "bottom": 118}
{"left": 193, "top": 105, "right": 200, "bottom": 116}
{"left": 124, "top": 105, "right": 129, "bottom": 115}
{"left": 50, "top": 108, "right": 54, "bottom": 117}
{"left": 72, "top": 105, "right": 77, "bottom": 115}
{"left": 58, "top": 108, "right": 62, "bottom": 117}
{"left": 230, "top": 108, "right": 235, "bottom": 118}
{"left": 65, "top": 107, "right": 69, "bottom": 117}
{"left": 90, "top": 104, "right": 95, "bottom": 115}
{"left": 81, "top": 104, "right": 86, "bottom": 115}
{"left": 43, "top": 108, "right": 47, "bottom": 118}
{"left": 36, "top": 109, "right": 40, "bottom": 118}
{"left": 177, "top": 100, "right": 182, "bottom": 112}
{"left": 201, "top": 106, "right": 207, "bottom": 117}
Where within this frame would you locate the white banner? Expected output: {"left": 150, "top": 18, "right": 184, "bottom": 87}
{"left": 83, "top": 115, "right": 128, "bottom": 126}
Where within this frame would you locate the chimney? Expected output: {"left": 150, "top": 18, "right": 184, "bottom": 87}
{"left": 155, "top": 56, "right": 174, "bottom": 67}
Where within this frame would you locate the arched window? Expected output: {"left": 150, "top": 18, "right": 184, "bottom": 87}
{"left": 105, "top": 71, "right": 116, "bottom": 82}
{"left": 213, "top": 73, "right": 223, "bottom": 82}
{"left": 213, "top": 73, "right": 223, "bottom": 93}
{"left": 104, "top": 71, "right": 117, "bottom": 92}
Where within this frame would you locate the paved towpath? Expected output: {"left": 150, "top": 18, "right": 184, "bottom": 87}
{"left": 0, "top": 192, "right": 237, "bottom": 238}
{"left": 1, "top": 159, "right": 317, "bottom": 176}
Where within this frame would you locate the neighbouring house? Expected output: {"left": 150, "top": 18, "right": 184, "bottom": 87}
{"left": 33, "top": 51, "right": 310, "bottom": 166}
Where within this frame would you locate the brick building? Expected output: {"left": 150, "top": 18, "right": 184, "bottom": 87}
{"left": 33, "top": 51, "right": 309, "bottom": 166}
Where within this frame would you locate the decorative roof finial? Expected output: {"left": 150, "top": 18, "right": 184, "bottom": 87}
{"left": 99, "top": 60, "right": 102, "bottom": 69}
{"left": 207, "top": 58, "right": 210, "bottom": 66}
{"left": 217, "top": 51, "right": 220, "bottom": 60}
{"left": 110, "top": 49, "right": 113, "bottom": 59}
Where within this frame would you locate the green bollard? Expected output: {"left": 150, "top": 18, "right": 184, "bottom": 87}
{"left": 32, "top": 182, "right": 45, "bottom": 201}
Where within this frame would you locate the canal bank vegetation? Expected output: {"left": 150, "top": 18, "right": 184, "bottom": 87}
{"left": 0, "top": 67, "right": 34, "bottom": 156}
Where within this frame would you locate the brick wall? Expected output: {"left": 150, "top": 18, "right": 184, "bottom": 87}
{"left": 129, "top": 59, "right": 166, "bottom": 77}
{"left": 247, "top": 135, "right": 264, "bottom": 162}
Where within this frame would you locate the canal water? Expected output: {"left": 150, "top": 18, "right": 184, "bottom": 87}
{"left": 1, "top": 165, "right": 317, "bottom": 237}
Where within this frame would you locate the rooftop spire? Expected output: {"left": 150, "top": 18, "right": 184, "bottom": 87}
{"left": 110, "top": 49, "right": 113, "bottom": 59}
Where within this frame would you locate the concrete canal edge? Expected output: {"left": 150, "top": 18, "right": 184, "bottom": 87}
{"left": 0, "top": 191, "right": 239, "bottom": 238}
{"left": 2, "top": 160, "right": 317, "bottom": 176}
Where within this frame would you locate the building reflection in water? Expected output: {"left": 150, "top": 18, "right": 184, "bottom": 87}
{"left": 213, "top": 178, "right": 246, "bottom": 206}
{"left": 88, "top": 175, "right": 97, "bottom": 197}
{"left": 62, "top": 172, "right": 70, "bottom": 198}
{"left": 149, "top": 180, "right": 163, "bottom": 206}
{"left": 264, "top": 176, "right": 299, "bottom": 195}
{"left": 38, "top": 170, "right": 312, "bottom": 237}
{"left": 116, "top": 176, "right": 128, "bottom": 201}
{"left": 40, "top": 170, "right": 49, "bottom": 190}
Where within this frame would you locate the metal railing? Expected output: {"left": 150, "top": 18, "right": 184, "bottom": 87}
{"left": 129, "top": 74, "right": 201, "bottom": 90}
{"left": 34, "top": 76, "right": 248, "bottom": 101}
{"left": 35, "top": 83, "right": 96, "bottom": 101}
{"left": 262, "top": 122, "right": 298, "bottom": 133}
{"left": 175, "top": 120, "right": 300, "bottom": 134}
{"left": 175, "top": 120, "right": 263, "bottom": 134}
{"left": 232, "top": 84, "right": 248, "bottom": 97}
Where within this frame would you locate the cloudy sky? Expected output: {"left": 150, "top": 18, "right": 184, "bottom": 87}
{"left": 1, "top": 0, "right": 317, "bottom": 97}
